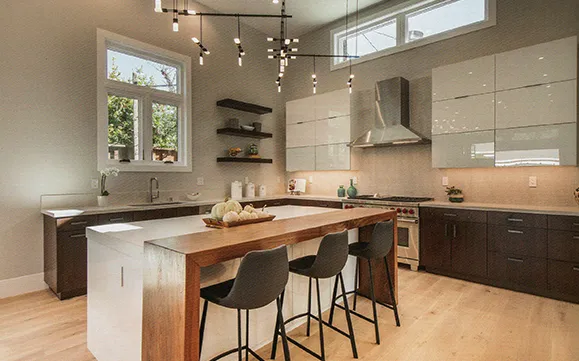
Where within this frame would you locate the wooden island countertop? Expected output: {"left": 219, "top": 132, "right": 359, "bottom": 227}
{"left": 142, "top": 207, "right": 397, "bottom": 361}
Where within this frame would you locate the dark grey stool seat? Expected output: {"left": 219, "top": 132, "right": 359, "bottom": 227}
{"left": 329, "top": 220, "right": 401, "bottom": 346}
{"left": 271, "top": 230, "right": 358, "bottom": 361}
{"left": 199, "top": 246, "right": 291, "bottom": 361}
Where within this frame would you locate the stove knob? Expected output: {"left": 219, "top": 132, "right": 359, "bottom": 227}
{"left": 396, "top": 208, "right": 401, "bottom": 213}
{"left": 402, "top": 208, "right": 408, "bottom": 214}
{"left": 409, "top": 209, "right": 415, "bottom": 215}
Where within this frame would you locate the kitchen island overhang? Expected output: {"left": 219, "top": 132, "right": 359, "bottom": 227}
{"left": 141, "top": 207, "right": 397, "bottom": 361}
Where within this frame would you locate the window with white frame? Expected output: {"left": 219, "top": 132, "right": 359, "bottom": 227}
{"left": 97, "top": 29, "right": 192, "bottom": 172}
{"left": 331, "top": 0, "right": 495, "bottom": 69}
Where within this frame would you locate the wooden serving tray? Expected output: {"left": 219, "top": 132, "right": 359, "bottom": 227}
{"left": 203, "top": 215, "right": 276, "bottom": 228}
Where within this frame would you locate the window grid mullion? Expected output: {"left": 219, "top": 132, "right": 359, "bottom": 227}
{"left": 142, "top": 94, "right": 153, "bottom": 162}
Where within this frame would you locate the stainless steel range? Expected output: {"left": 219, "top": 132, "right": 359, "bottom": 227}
{"left": 343, "top": 195, "right": 433, "bottom": 271}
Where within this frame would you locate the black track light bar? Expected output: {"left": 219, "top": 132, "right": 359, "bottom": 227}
{"left": 160, "top": 8, "right": 292, "bottom": 18}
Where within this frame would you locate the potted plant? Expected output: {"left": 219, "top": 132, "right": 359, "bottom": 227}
{"left": 98, "top": 167, "right": 119, "bottom": 207}
{"left": 446, "top": 186, "right": 464, "bottom": 203}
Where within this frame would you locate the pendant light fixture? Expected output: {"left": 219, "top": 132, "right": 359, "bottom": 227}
{"left": 192, "top": 15, "right": 210, "bottom": 65}
{"left": 234, "top": 16, "right": 245, "bottom": 66}
{"left": 172, "top": 0, "right": 179, "bottom": 32}
{"left": 155, "top": 0, "right": 163, "bottom": 13}
{"left": 312, "top": 56, "right": 317, "bottom": 94}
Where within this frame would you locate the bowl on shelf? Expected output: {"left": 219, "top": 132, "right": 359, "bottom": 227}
{"left": 240, "top": 125, "right": 255, "bottom": 131}
{"left": 186, "top": 192, "right": 201, "bottom": 201}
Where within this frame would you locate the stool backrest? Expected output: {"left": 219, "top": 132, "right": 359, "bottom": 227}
{"left": 221, "top": 245, "right": 289, "bottom": 310}
{"left": 368, "top": 220, "right": 395, "bottom": 258}
{"left": 309, "top": 230, "right": 349, "bottom": 279}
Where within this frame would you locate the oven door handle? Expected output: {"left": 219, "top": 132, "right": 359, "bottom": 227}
{"left": 397, "top": 218, "right": 418, "bottom": 224}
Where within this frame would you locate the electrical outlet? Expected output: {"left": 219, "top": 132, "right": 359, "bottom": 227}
{"left": 309, "top": 176, "right": 314, "bottom": 184}
{"left": 197, "top": 177, "right": 204, "bottom": 186}
{"left": 352, "top": 176, "right": 358, "bottom": 185}
{"left": 91, "top": 179, "right": 99, "bottom": 189}
{"left": 529, "top": 176, "right": 537, "bottom": 188}
{"left": 442, "top": 176, "right": 449, "bottom": 186}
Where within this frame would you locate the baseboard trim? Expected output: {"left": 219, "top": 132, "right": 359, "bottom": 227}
{"left": 0, "top": 273, "right": 48, "bottom": 299}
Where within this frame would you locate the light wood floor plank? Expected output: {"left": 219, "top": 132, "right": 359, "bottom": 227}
{"left": 0, "top": 268, "right": 577, "bottom": 361}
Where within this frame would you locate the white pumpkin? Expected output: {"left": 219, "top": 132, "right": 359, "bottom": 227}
{"left": 238, "top": 211, "right": 252, "bottom": 220}
{"left": 211, "top": 202, "right": 228, "bottom": 220}
{"left": 256, "top": 211, "right": 270, "bottom": 218}
{"left": 225, "top": 200, "right": 243, "bottom": 214}
{"left": 249, "top": 212, "right": 258, "bottom": 219}
{"left": 243, "top": 205, "right": 256, "bottom": 213}
{"left": 223, "top": 211, "right": 241, "bottom": 223}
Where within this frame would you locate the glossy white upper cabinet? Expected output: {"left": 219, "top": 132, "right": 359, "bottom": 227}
{"left": 286, "top": 147, "right": 316, "bottom": 172}
{"left": 286, "top": 122, "right": 316, "bottom": 148}
{"left": 314, "top": 89, "right": 350, "bottom": 120}
{"left": 432, "top": 55, "right": 495, "bottom": 101}
{"left": 315, "top": 144, "right": 351, "bottom": 171}
{"left": 432, "top": 131, "right": 495, "bottom": 168}
{"left": 315, "top": 116, "right": 351, "bottom": 145}
{"left": 432, "top": 93, "right": 495, "bottom": 135}
{"left": 496, "top": 36, "right": 578, "bottom": 91}
{"left": 496, "top": 80, "right": 577, "bottom": 129}
{"left": 286, "top": 96, "right": 315, "bottom": 125}
{"left": 495, "top": 124, "right": 577, "bottom": 167}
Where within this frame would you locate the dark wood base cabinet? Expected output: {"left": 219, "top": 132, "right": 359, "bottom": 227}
{"left": 420, "top": 207, "right": 579, "bottom": 304}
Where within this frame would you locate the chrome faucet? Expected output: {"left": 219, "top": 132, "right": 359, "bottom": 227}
{"left": 149, "top": 177, "right": 159, "bottom": 203}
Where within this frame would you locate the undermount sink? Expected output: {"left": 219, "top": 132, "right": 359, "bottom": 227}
{"left": 129, "top": 202, "right": 184, "bottom": 207}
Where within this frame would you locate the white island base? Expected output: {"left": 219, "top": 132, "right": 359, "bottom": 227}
{"left": 87, "top": 206, "right": 358, "bottom": 361}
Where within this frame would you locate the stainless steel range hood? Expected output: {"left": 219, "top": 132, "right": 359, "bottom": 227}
{"left": 349, "top": 77, "right": 430, "bottom": 148}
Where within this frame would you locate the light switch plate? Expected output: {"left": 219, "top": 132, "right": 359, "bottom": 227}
{"left": 529, "top": 176, "right": 537, "bottom": 188}
{"left": 352, "top": 176, "right": 358, "bottom": 185}
{"left": 442, "top": 176, "right": 449, "bottom": 186}
{"left": 197, "top": 177, "right": 204, "bottom": 186}
{"left": 90, "top": 179, "right": 99, "bottom": 189}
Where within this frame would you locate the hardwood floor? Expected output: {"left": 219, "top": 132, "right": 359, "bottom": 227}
{"left": 1, "top": 268, "right": 578, "bottom": 361}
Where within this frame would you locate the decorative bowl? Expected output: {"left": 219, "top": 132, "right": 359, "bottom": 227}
{"left": 187, "top": 193, "right": 201, "bottom": 201}
{"left": 241, "top": 125, "right": 255, "bottom": 131}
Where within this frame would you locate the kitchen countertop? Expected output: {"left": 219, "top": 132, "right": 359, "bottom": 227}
{"left": 41, "top": 194, "right": 347, "bottom": 219}
{"left": 422, "top": 200, "right": 579, "bottom": 217}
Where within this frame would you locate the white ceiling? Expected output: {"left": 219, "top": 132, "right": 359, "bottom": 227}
{"left": 194, "top": 0, "right": 388, "bottom": 36}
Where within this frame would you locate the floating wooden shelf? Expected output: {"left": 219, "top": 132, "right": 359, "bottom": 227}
{"left": 216, "top": 99, "right": 273, "bottom": 115}
{"left": 217, "top": 128, "right": 273, "bottom": 139}
{"left": 217, "top": 157, "right": 273, "bottom": 164}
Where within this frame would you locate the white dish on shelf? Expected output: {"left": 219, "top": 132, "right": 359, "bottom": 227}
{"left": 241, "top": 125, "right": 255, "bottom": 131}
{"left": 186, "top": 193, "right": 201, "bottom": 201}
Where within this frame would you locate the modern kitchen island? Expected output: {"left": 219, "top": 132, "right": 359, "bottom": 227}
{"left": 86, "top": 206, "right": 397, "bottom": 361}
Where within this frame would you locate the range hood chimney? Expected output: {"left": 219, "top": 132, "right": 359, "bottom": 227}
{"left": 349, "top": 77, "right": 430, "bottom": 148}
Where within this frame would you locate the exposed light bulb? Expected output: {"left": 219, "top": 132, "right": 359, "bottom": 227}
{"left": 234, "top": 38, "right": 241, "bottom": 44}
{"left": 350, "top": 74, "right": 355, "bottom": 79}
{"left": 349, "top": 85, "right": 353, "bottom": 94}
{"left": 173, "top": 19, "right": 179, "bottom": 32}
{"left": 238, "top": 55, "right": 242, "bottom": 66}
{"left": 267, "top": 49, "right": 274, "bottom": 52}
{"left": 240, "top": 51, "right": 246, "bottom": 56}
{"left": 292, "top": 38, "right": 300, "bottom": 43}
{"left": 313, "top": 84, "right": 317, "bottom": 94}
{"left": 285, "top": 39, "right": 291, "bottom": 45}
{"left": 154, "top": 0, "right": 163, "bottom": 12}
{"left": 278, "top": 85, "right": 281, "bottom": 92}
{"left": 279, "top": 72, "right": 284, "bottom": 77}
{"left": 268, "top": 55, "right": 275, "bottom": 59}
{"left": 273, "top": 0, "right": 279, "bottom": 3}
{"left": 312, "top": 74, "right": 317, "bottom": 79}
{"left": 284, "top": 58, "right": 289, "bottom": 66}
{"left": 192, "top": 37, "right": 199, "bottom": 44}
{"left": 204, "top": 49, "right": 210, "bottom": 55}
{"left": 279, "top": 64, "right": 285, "bottom": 73}
{"left": 199, "top": 52, "right": 204, "bottom": 65}
{"left": 267, "top": 37, "right": 274, "bottom": 42}
{"left": 291, "top": 48, "right": 298, "bottom": 52}
{"left": 290, "top": 56, "right": 297, "bottom": 59}
{"left": 187, "top": 9, "right": 197, "bottom": 15}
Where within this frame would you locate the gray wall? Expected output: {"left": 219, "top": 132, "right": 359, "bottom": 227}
{"left": 285, "top": 0, "right": 579, "bottom": 204}
{"left": 0, "top": 0, "right": 286, "bottom": 281}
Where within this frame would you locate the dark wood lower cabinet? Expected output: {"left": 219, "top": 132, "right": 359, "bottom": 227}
{"left": 421, "top": 207, "right": 579, "bottom": 304}
{"left": 452, "top": 222, "right": 487, "bottom": 278}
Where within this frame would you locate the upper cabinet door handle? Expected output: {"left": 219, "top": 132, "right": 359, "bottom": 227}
{"left": 573, "top": 266, "right": 579, "bottom": 272}
{"left": 508, "top": 229, "right": 524, "bottom": 234}
{"left": 454, "top": 95, "right": 469, "bottom": 99}
{"left": 523, "top": 83, "right": 543, "bottom": 88}
{"left": 573, "top": 223, "right": 579, "bottom": 227}
{"left": 444, "top": 213, "right": 458, "bottom": 217}
{"left": 572, "top": 236, "right": 579, "bottom": 240}
{"left": 507, "top": 218, "right": 524, "bottom": 222}
{"left": 69, "top": 233, "right": 86, "bottom": 238}
{"left": 507, "top": 257, "right": 524, "bottom": 263}
{"left": 109, "top": 217, "right": 125, "bottom": 222}
{"left": 70, "top": 221, "right": 87, "bottom": 226}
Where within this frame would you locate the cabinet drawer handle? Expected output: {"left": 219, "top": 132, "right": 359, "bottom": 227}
{"left": 454, "top": 95, "right": 469, "bottom": 99}
{"left": 573, "top": 236, "right": 579, "bottom": 240}
{"left": 507, "top": 257, "right": 524, "bottom": 263}
{"left": 70, "top": 221, "right": 87, "bottom": 226}
{"left": 444, "top": 223, "right": 449, "bottom": 237}
{"left": 444, "top": 213, "right": 458, "bottom": 217}
{"left": 573, "top": 267, "right": 579, "bottom": 272}
{"left": 120, "top": 266, "right": 124, "bottom": 287}
{"left": 453, "top": 224, "right": 457, "bottom": 238}
{"left": 573, "top": 223, "right": 579, "bottom": 227}
{"left": 523, "top": 83, "right": 544, "bottom": 88}
{"left": 507, "top": 229, "right": 524, "bottom": 234}
{"left": 109, "top": 217, "right": 125, "bottom": 222}
{"left": 69, "top": 233, "right": 85, "bottom": 238}
{"left": 507, "top": 218, "right": 524, "bottom": 222}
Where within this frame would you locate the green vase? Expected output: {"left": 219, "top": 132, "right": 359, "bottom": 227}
{"left": 337, "top": 185, "right": 346, "bottom": 197}
{"left": 346, "top": 179, "right": 357, "bottom": 198}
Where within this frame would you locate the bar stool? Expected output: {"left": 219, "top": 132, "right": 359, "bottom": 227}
{"left": 270, "top": 230, "right": 357, "bottom": 361}
{"left": 329, "top": 220, "right": 400, "bottom": 345}
{"left": 199, "top": 245, "right": 291, "bottom": 361}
